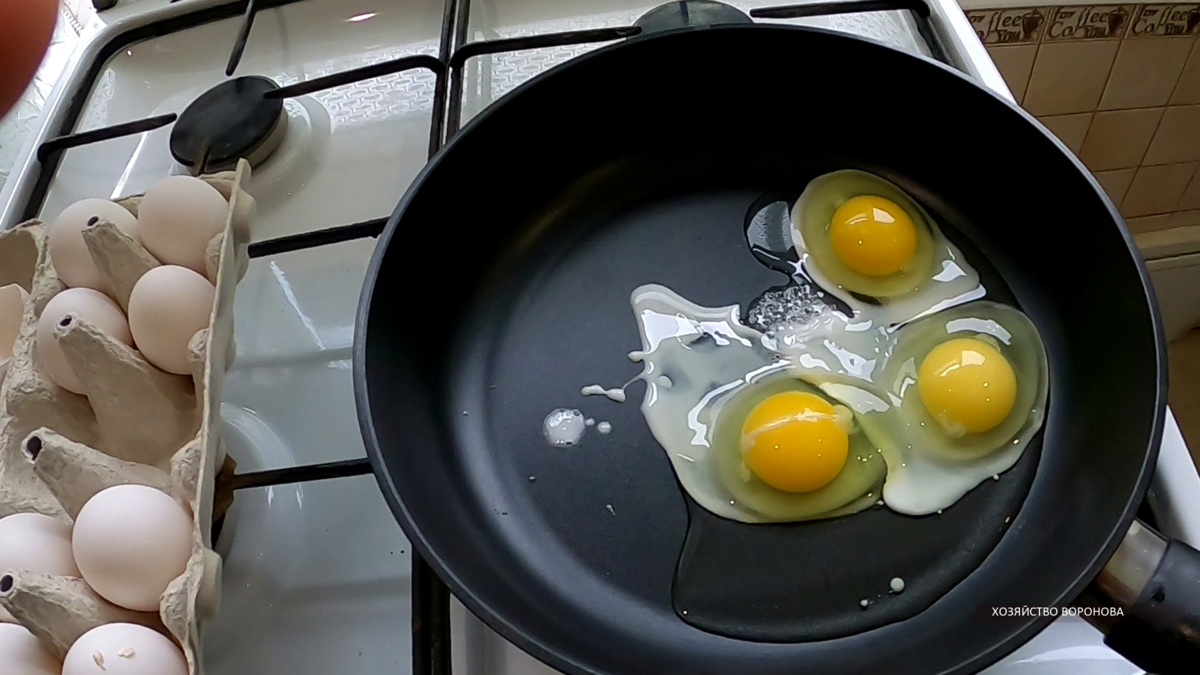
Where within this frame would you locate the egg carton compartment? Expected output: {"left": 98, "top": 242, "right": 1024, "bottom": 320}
{"left": 0, "top": 159, "right": 254, "bottom": 674}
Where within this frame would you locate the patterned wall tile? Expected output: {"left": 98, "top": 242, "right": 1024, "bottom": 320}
{"left": 1128, "top": 4, "right": 1200, "bottom": 37}
{"left": 967, "top": 7, "right": 1050, "bottom": 44}
{"left": 1046, "top": 5, "right": 1134, "bottom": 40}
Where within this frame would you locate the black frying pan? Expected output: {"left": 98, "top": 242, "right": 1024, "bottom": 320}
{"left": 354, "top": 23, "right": 1200, "bottom": 675}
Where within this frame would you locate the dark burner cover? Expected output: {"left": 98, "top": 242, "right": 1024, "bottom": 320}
{"left": 170, "top": 76, "right": 285, "bottom": 172}
{"left": 635, "top": 0, "right": 753, "bottom": 33}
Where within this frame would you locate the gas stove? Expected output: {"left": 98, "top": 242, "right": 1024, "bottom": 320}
{"left": 0, "top": 1, "right": 1194, "bottom": 674}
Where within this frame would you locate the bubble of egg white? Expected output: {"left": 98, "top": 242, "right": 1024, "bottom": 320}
{"left": 62, "top": 623, "right": 187, "bottom": 675}
{"left": 0, "top": 513, "right": 81, "bottom": 622}
{"left": 543, "top": 408, "right": 586, "bottom": 447}
{"left": 597, "top": 421, "right": 612, "bottom": 434}
{"left": 0, "top": 623, "right": 61, "bottom": 675}
{"left": 127, "top": 265, "right": 216, "bottom": 375}
{"left": 72, "top": 485, "right": 193, "bottom": 612}
{"left": 36, "top": 288, "right": 133, "bottom": 394}
{"left": 890, "top": 577, "right": 906, "bottom": 593}
{"left": 136, "top": 175, "right": 229, "bottom": 276}
{"left": 49, "top": 198, "right": 139, "bottom": 293}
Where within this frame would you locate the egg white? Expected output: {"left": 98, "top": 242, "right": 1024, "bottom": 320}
{"left": 626, "top": 282, "right": 1048, "bottom": 521}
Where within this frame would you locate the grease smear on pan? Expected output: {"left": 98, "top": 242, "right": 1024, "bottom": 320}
{"left": 545, "top": 170, "right": 1049, "bottom": 527}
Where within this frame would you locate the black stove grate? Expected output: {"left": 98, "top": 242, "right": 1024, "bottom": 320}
{"left": 22, "top": 2, "right": 972, "bottom": 674}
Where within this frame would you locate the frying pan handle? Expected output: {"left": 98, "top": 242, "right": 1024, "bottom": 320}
{"left": 1080, "top": 520, "right": 1200, "bottom": 673}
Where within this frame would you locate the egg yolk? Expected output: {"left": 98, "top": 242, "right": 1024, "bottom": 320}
{"left": 917, "top": 337, "right": 1017, "bottom": 435}
{"left": 828, "top": 195, "right": 919, "bottom": 277}
{"left": 740, "top": 391, "right": 848, "bottom": 493}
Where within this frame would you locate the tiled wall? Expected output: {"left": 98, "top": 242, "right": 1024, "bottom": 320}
{"left": 971, "top": 4, "right": 1200, "bottom": 235}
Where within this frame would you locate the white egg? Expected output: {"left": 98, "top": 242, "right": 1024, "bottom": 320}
{"left": 36, "top": 288, "right": 133, "bottom": 394}
{"left": 791, "top": 170, "right": 984, "bottom": 327}
{"left": 62, "top": 623, "right": 186, "bottom": 675}
{"left": 72, "top": 485, "right": 193, "bottom": 612}
{"left": 0, "top": 623, "right": 61, "bottom": 675}
{"left": 49, "top": 198, "right": 140, "bottom": 293}
{"left": 127, "top": 265, "right": 215, "bottom": 375}
{"left": 136, "top": 176, "right": 228, "bottom": 275}
{"left": 0, "top": 283, "right": 25, "bottom": 380}
{"left": 0, "top": 512, "right": 80, "bottom": 622}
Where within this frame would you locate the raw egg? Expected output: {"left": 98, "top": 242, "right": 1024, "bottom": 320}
{"left": 828, "top": 195, "right": 918, "bottom": 278}
{"left": 621, "top": 282, "right": 1046, "bottom": 522}
{"left": 0, "top": 623, "right": 60, "bottom": 675}
{"left": 0, "top": 512, "right": 81, "bottom": 622}
{"left": 49, "top": 198, "right": 140, "bottom": 293}
{"left": 627, "top": 285, "right": 884, "bottom": 524}
{"left": 791, "top": 170, "right": 983, "bottom": 325}
{"left": 916, "top": 337, "right": 1017, "bottom": 436}
{"left": 36, "top": 288, "right": 133, "bottom": 394}
{"left": 127, "top": 265, "right": 216, "bottom": 375}
{"left": 739, "top": 391, "right": 849, "bottom": 493}
{"left": 72, "top": 485, "right": 193, "bottom": 612}
{"left": 136, "top": 176, "right": 229, "bottom": 275}
{"left": 62, "top": 623, "right": 187, "bottom": 675}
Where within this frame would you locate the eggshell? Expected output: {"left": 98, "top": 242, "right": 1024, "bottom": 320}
{"left": 71, "top": 485, "right": 192, "bottom": 612}
{"left": 62, "top": 623, "right": 186, "bottom": 675}
{"left": 49, "top": 198, "right": 141, "bottom": 293}
{"left": 0, "top": 0, "right": 58, "bottom": 120}
{"left": 0, "top": 284, "right": 23, "bottom": 379}
{"left": 0, "top": 513, "right": 80, "bottom": 622}
{"left": 0, "top": 622, "right": 61, "bottom": 675}
{"left": 137, "top": 176, "right": 228, "bottom": 275}
{"left": 127, "top": 265, "right": 215, "bottom": 375}
{"left": 36, "top": 288, "right": 133, "bottom": 394}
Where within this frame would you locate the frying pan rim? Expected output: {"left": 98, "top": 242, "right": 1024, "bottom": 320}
{"left": 352, "top": 22, "right": 1169, "bottom": 675}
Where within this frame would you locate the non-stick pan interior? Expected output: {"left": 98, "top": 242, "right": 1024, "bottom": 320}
{"left": 357, "top": 25, "right": 1165, "bottom": 675}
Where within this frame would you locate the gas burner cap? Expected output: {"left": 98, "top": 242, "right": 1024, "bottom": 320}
{"left": 634, "top": 0, "right": 753, "bottom": 33}
{"left": 170, "top": 76, "right": 287, "bottom": 173}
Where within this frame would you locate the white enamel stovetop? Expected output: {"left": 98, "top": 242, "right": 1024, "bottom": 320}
{"left": 0, "top": 1, "right": 1197, "bottom": 674}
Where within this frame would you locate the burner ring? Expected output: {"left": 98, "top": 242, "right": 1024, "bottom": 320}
{"left": 170, "top": 76, "right": 285, "bottom": 172}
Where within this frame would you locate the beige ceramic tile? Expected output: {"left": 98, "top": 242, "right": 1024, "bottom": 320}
{"left": 988, "top": 45, "right": 1038, "bottom": 102}
{"left": 1024, "top": 41, "right": 1121, "bottom": 116}
{"left": 1144, "top": 105, "right": 1200, "bottom": 165}
{"left": 1181, "top": 164, "right": 1200, "bottom": 209}
{"left": 1167, "top": 330, "right": 1200, "bottom": 473}
{"left": 1078, "top": 108, "right": 1164, "bottom": 171}
{"left": 1038, "top": 113, "right": 1092, "bottom": 153}
{"left": 1126, "top": 213, "right": 1175, "bottom": 232}
{"left": 1173, "top": 41, "right": 1200, "bottom": 105}
{"left": 1171, "top": 209, "right": 1200, "bottom": 227}
{"left": 1093, "top": 168, "right": 1137, "bottom": 205}
{"left": 1122, "top": 162, "right": 1198, "bottom": 217}
{"left": 1100, "top": 37, "right": 1194, "bottom": 110}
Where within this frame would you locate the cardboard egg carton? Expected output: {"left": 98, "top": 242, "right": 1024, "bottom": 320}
{"left": 0, "top": 159, "right": 253, "bottom": 674}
